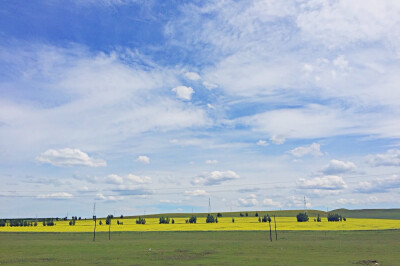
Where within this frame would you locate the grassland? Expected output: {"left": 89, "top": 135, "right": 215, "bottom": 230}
{"left": 1, "top": 216, "right": 400, "bottom": 232}
{"left": 1, "top": 230, "right": 399, "bottom": 265}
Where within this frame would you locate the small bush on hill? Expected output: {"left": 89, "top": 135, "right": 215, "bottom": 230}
{"left": 159, "top": 216, "right": 170, "bottom": 224}
{"left": 189, "top": 216, "right": 197, "bottom": 224}
{"left": 296, "top": 212, "right": 309, "bottom": 222}
{"left": 217, "top": 213, "right": 222, "bottom": 217}
{"left": 136, "top": 217, "right": 146, "bottom": 224}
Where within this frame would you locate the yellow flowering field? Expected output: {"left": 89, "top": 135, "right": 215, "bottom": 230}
{"left": 1, "top": 217, "right": 400, "bottom": 232}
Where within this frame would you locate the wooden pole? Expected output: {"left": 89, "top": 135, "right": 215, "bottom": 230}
{"left": 274, "top": 215, "right": 277, "bottom": 241}
{"left": 269, "top": 220, "right": 272, "bottom": 242}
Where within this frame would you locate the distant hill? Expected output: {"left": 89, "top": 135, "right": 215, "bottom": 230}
{"left": 330, "top": 208, "right": 400, "bottom": 220}
{"left": 126, "top": 209, "right": 400, "bottom": 220}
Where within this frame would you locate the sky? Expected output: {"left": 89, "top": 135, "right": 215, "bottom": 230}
{"left": 1, "top": 0, "right": 400, "bottom": 218}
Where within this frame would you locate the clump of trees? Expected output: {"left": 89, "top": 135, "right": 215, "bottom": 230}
{"left": 106, "top": 215, "right": 113, "bottom": 225}
{"left": 186, "top": 216, "right": 197, "bottom": 223}
{"left": 296, "top": 212, "right": 309, "bottom": 222}
{"left": 262, "top": 215, "right": 271, "bottom": 223}
{"left": 136, "top": 217, "right": 146, "bottom": 224}
{"left": 0, "top": 220, "right": 6, "bottom": 227}
{"left": 328, "top": 213, "right": 346, "bottom": 222}
{"left": 206, "top": 214, "right": 218, "bottom": 223}
{"left": 159, "top": 216, "right": 170, "bottom": 224}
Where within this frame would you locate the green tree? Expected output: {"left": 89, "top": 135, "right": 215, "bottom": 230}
{"left": 296, "top": 212, "right": 309, "bottom": 222}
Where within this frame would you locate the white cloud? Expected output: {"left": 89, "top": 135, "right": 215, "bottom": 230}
{"left": 184, "top": 71, "right": 201, "bottom": 81}
{"left": 262, "top": 198, "right": 282, "bottom": 208}
{"left": 106, "top": 174, "right": 124, "bottom": 184}
{"left": 205, "top": 159, "right": 218, "bottom": 164}
{"left": 367, "top": 149, "right": 400, "bottom": 167}
{"left": 135, "top": 155, "right": 150, "bottom": 164}
{"left": 289, "top": 143, "right": 322, "bottom": 157}
{"left": 126, "top": 174, "right": 151, "bottom": 184}
{"left": 256, "top": 140, "right": 269, "bottom": 146}
{"left": 355, "top": 175, "right": 400, "bottom": 193}
{"left": 37, "top": 192, "right": 73, "bottom": 199}
{"left": 202, "top": 81, "right": 217, "bottom": 90}
{"left": 192, "top": 170, "right": 240, "bottom": 186}
{"left": 159, "top": 199, "right": 182, "bottom": 204}
{"left": 321, "top": 159, "right": 357, "bottom": 175}
{"left": 298, "top": 175, "right": 347, "bottom": 190}
{"left": 184, "top": 189, "right": 208, "bottom": 196}
{"left": 172, "top": 86, "right": 194, "bottom": 100}
{"left": 36, "top": 148, "right": 106, "bottom": 167}
{"left": 238, "top": 194, "right": 259, "bottom": 207}
{"left": 270, "top": 135, "right": 285, "bottom": 145}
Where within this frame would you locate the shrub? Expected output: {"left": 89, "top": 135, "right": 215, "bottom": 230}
{"left": 343, "top": 217, "right": 347, "bottom": 221}
{"left": 34, "top": 222, "right": 37, "bottom": 226}
{"left": 189, "top": 216, "right": 197, "bottom": 224}
{"left": 117, "top": 220, "right": 120, "bottom": 225}
{"left": 136, "top": 217, "right": 146, "bottom": 224}
{"left": 206, "top": 214, "right": 215, "bottom": 223}
{"left": 172, "top": 219, "right": 175, "bottom": 224}
{"left": 262, "top": 215, "right": 271, "bottom": 223}
{"left": 296, "top": 212, "right": 309, "bottom": 222}
{"left": 232, "top": 218, "right": 235, "bottom": 223}
{"left": 0, "top": 220, "right": 6, "bottom": 227}
{"left": 317, "top": 214, "right": 321, "bottom": 222}
{"left": 240, "top": 213, "right": 244, "bottom": 217}
{"left": 106, "top": 215, "right": 113, "bottom": 225}
{"left": 245, "top": 212, "right": 248, "bottom": 217}
{"left": 99, "top": 220, "right": 103, "bottom": 225}
{"left": 258, "top": 217, "right": 261, "bottom": 223}
{"left": 159, "top": 216, "right": 170, "bottom": 224}
{"left": 217, "top": 213, "right": 222, "bottom": 217}
{"left": 327, "top": 213, "right": 340, "bottom": 222}
{"left": 255, "top": 212, "right": 259, "bottom": 217}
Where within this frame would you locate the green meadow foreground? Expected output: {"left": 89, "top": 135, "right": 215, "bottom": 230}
{"left": 1, "top": 230, "right": 399, "bottom": 265}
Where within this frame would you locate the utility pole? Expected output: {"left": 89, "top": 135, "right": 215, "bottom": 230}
{"left": 304, "top": 196, "right": 307, "bottom": 214}
{"left": 208, "top": 197, "right": 211, "bottom": 214}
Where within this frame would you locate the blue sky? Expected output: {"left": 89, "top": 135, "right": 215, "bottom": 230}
{"left": 1, "top": 0, "right": 400, "bottom": 218}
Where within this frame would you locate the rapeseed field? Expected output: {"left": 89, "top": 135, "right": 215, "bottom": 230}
{"left": 1, "top": 217, "right": 399, "bottom": 232}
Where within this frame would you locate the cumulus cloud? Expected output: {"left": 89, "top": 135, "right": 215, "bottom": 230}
{"left": 192, "top": 170, "right": 240, "bottom": 185}
{"left": 202, "top": 81, "right": 217, "bottom": 90}
{"left": 262, "top": 198, "right": 282, "bottom": 208}
{"left": 238, "top": 194, "right": 258, "bottom": 207}
{"left": 135, "top": 155, "right": 150, "bottom": 164}
{"left": 270, "top": 135, "right": 285, "bottom": 145}
{"left": 36, "top": 148, "right": 106, "bottom": 167}
{"left": 289, "top": 143, "right": 322, "bottom": 157}
{"left": 172, "top": 86, "right": 194, "bottom": 100}
{"left": 321, "top": 159, "right": 357, "bottom": 175}
{"left": 355, "top": 175, "right": 400, "bottom": 193}
{"left": 205, "top": 159, "right": 218, "bottom": 164}
{"left": 256, "top": 140, "right": 268, "bottom": 146}
{"left": 367, "top": 149, "right": 400, "bottom": 167}
{"left": 126, "top": 174, "right": 151, "bottom": 184}
{"left": 184, "top": 189, "right": 208, "bottom": 196}
{"left": 37, "top": 192, "right": 73, "bottom": 199}
{"left": 105, "top": 174, "right": 124, "bottom": 184}
{"left": 298, "top": 175, "right": 347, "bottom": 190}
{"left": 185, "top": 71, "right": 201, "bottom": 81}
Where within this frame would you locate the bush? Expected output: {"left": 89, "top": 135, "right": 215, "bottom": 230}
{"left": 172, "top": 219, "right": 175, "bottom": 224}
{"left": 106, "top": 215, "right": 113, "bottom": 225}
{"left": 206, "top": 214, "right": 216, "bottom": 223}
{"left": 232, "top": 218, "right": 235, "bottom": 223}
{"left": 327, "top": 213, "right": 341, "bottom": 222}
{"left": 99, "top": 220, "right": 103, "bottom": 225}
{"left": 34, "top": 222, "right": 37, "bottom": 226}
{"left": 136, "top": 217, "right": 146, "bottom": 224}
{"left": 258, "top": 217, "right": 261, "bottom": 223}
{"left": 240, "top": 213, "right": 244, "bottom": 217}
{"left": 262, "top": 215, "right": 271, "bottom": 223}
{"left": 217, "top": 213, "right": 222, "bottom": 217}
{"left": 343, "top": 217, "right": 347, "bottom": 221}
{"left": 255, "top": 212, "right": 259, "bottom": 217}
{"left": 245, "top": 212, "right": 248, "bottom": 217}
{"left": 189, "top": 216, "right": 197, "bottom": 224}
{"left": 317, "top": 214, "right": 321, "bottom": 222}
{"left": 159, "top": 216, "right": 170, "bottom": 224}
{"left": 296, "top": 212, "right": 309, "bottom": 222}
{"left": 0, "top": 220, "right": 6, "bottom": 227}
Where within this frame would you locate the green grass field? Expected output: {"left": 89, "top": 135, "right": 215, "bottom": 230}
{"left": 1, "top": 230, "right": 399, "bottom": 265}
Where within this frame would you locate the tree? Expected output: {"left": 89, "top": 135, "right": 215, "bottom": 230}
{"left": 245, "top": 212, "right": 249, "bottom": 217}
{"left": 136, "top": 217, "right": 146, "bottom": 224}
{"left": 172, "top": 219, "right": 175, "bottom": 224}
{"left": 159, "top": 216, "right": 170, "bottom": 224}
{"left": 189, "top": 216, "right": 197, "bottom": 223}
{"left": 327, "top": 213, "right": 341, "bottom": 222}
{"left": 317, "top": 214, "right": 321, "bottom": 222}
{"left": 217, "top": 213, "right": 222, "bottom": 217}
{"left": 0, "top": 220, "right": 5, "bottom": 227}
{"left": 206, "top": 214, "right": 215, "bottom": 223}
{"left": 106, "top": 215, "right": 113, "bottom": 225}
{"left": 255, "top": 212, "right": 259, "bottom": 217}
{"left": 296, "top": 212, "right": 309, "bottom": 222}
